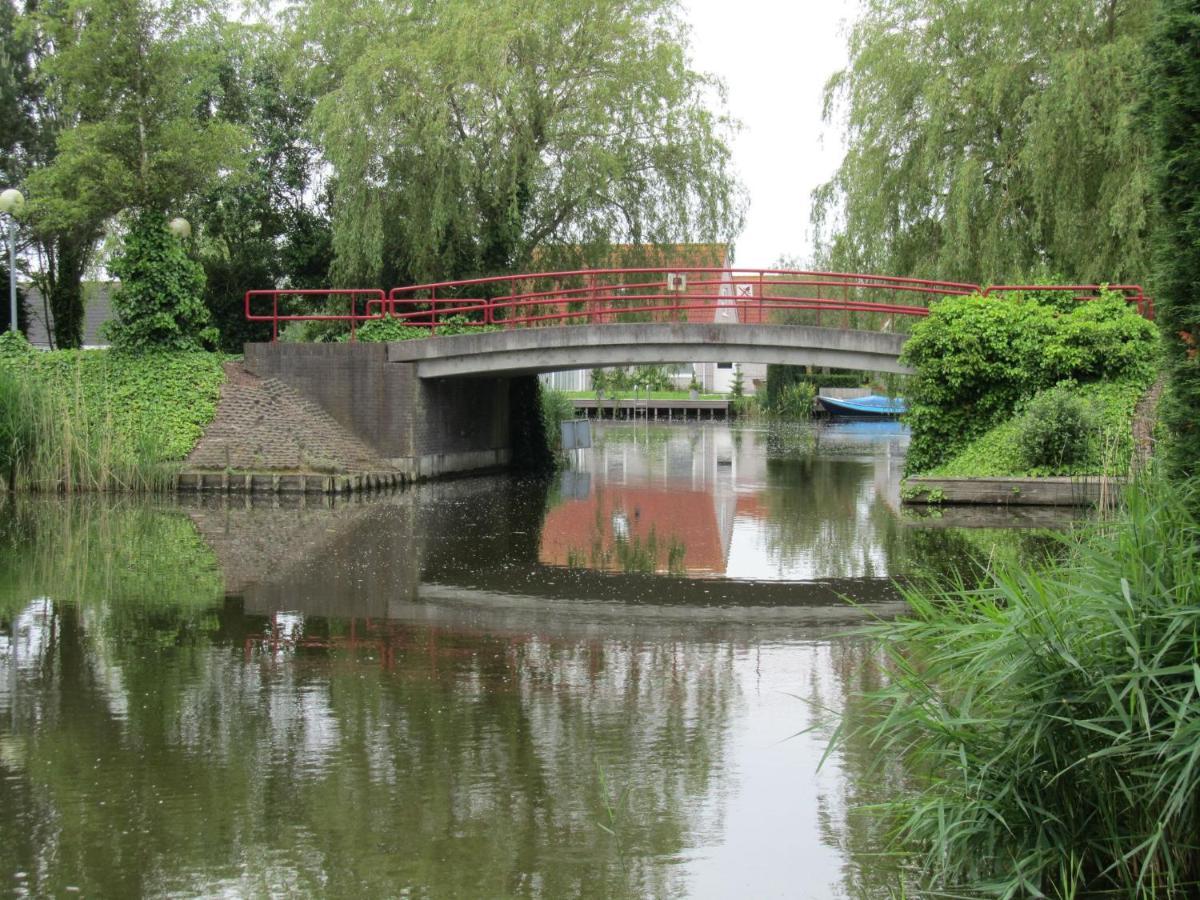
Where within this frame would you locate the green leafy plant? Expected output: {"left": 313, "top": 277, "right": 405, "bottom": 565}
{"left": 0, "top": 350, "right": 225, "bottom": 490}
{"left": 774, "top": 381, "right": 816, "bottom": 420}
{"left": 901, "top": 292, "right": 1157, "bottom": 474}
{"left": 105, "top": 212, "right": 218, "bottom": 352}
{"left": 1015, "top": 385, "right": 1098, "bottom": 472}
{"left": 350, "top": 314, "right": 499, "bottom": 342}
{"left": 834, "top": 477, "right": 1200, "bottom": 896}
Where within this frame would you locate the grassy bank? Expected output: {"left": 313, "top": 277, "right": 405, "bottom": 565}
{"left": 930, "top": 378, "right": 1151, "bottom": 477}
{"left": 0, "top": 333, "right": 225, "bottom": 491}
{"left": 838, "top": 477, "right": 1200, "bottom": 896}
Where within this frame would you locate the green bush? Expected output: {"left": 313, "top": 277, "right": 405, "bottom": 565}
{"left": 105, "top": 211, "right": 219, "bottom": 352}
{"left": 901, "top": 291, "right": 1157, "bottom": 474}
{"left": 934, "top": 380, "right": 1148, "bottom": 478}
{"left": 0, "top": 350, "right": 225, "bottom": 490}
{"left": 774, "top": 381, "right": 816, "bottom": 419}
{"left": 1015, "top": 385, "right": 1098, "bottom": 472}
{"left": 349, "top": 314, "right": 499, "bottom": 342}
{"left": 837, "top": 478, "right": 1200, "bottom": 896}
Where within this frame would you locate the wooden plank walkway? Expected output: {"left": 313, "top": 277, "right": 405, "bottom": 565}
{"left": 570, "top": 398, "right": 733, "bottom": 420}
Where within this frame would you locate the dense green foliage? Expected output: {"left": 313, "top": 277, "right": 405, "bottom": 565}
{"left": 11, "top": 0, "right": 244, "bottom": 347}
{"left": 933, "top": 380, "right": 1147, "bottom": 478}
{"left": 815, "top": 0, "right": 1153, "bottom": 284}
{"left": 298, "top": 0, "right": 743, "bottom": 286}
{"left": 5, "top": 0, "right": 742, "bottom": 350}
{"left": 348, "top": 315, "right": 499, "bottom": 343}
{"left": 773, "top": 382, "right": 816, "bottom": 420}
{"left": 1015, "top": 385, "right": 1100, "bottom": 472}
{"left": 1147, "top": 0, "right": 1200, "bottom": 479}
{"left": 0, "top": 334, "right": 224, "bottom": 490}
{"left": 191, "top": 24, "right": 333, "bottom": 350}
{"left": 105, "top": 212, "right": 217, "bottom": 352}
{"left": 841, "top": 479, "right": 1200, "bottom": 896}
{"left": 901, "top": 292, "right": 1157, "bottom": 474}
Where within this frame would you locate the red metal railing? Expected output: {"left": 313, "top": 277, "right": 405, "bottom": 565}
{"left": 244, "top": 270, "right": 1151, "bottom": 340}
{"left": 244, "top": 288, "right": 387, "bottom": 341}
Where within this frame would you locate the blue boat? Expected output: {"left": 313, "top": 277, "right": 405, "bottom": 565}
{"left": 817, "top": 394, "right": 907, "bottom": 418}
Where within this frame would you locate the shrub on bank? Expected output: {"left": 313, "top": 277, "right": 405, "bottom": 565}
{"left": 346, "top": 314, "right": 499, "bottom": 342}
{"left": 841, "top": 478, "right": 1200, "bottom": 896}
{"left": 900, "top": 291, "right": 1157, "bottom": 474}
{"left": 932, "top": 380, "right": 1147, "bottom": 477}
{"left": 0, "top": 333, "right": 225, "bottom": 490}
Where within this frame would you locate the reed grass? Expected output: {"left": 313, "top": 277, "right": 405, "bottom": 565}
{"left": 838, "top": 475, "right": 1200, "bottom": 897}
{"left": 0, "top": 366, "right": 174, "bottom": 492}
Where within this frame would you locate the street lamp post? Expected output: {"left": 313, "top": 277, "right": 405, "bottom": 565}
{"left": 0, "top": 188, "right": 24, "bottom": 334}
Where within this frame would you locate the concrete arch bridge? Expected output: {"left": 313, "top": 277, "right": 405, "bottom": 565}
{"left": 237, "top": 269, "right": 1146, "bottom": 479}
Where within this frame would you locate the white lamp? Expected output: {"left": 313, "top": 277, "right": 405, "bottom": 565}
{"left": 167, "top": 216, "right": 191, "bottom": 239}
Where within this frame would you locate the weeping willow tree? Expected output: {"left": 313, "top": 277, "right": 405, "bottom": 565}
{"left": 813, "top": 0, "right": 1154, "bottom": 284}
{"left": 291, "top": 0, "right": 744, "bottom": 286}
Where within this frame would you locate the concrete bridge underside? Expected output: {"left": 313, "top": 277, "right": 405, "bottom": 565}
{"left": 386, "top": 323, "right": 913, "bottom": 378}
{"left": 241, "top": 324, "right": 910, "bottom": 481}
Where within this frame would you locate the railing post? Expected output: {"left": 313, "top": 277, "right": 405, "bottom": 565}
{"left": 757, "top": 271, "right": 764, "bottom": 325}
{"left": 430, "top": 287, "right": 437, "bottom": 334}
{"left": 273, "top": 292, "right": 279, "bottom": 342}
{"left": 350, "top": 293, "right": 357, "bottom": 342}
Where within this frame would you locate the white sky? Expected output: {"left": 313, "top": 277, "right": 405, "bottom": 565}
{"left": 679, "top": 0, "right": 860, "bottom": 267}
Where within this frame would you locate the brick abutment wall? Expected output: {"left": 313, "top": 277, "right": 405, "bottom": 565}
{"left": 242, "top": 342, "right": 513, "bottom": 481}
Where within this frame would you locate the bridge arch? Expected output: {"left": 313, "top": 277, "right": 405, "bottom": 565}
{"left": 385, "top": 323, "right": 912, "bottom": 378}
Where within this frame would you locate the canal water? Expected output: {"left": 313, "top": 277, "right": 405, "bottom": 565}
{"left": 0, "top": 422, "right": 1044, "bottom": 898}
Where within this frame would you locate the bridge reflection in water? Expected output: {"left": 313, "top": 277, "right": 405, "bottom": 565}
{"left": 1, "top": 420, "right": 1077, "bottom": 898}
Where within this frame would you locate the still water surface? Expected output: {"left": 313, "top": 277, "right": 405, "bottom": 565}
{"left": 1, "top": 422, "right": 1032, "bottom": 898}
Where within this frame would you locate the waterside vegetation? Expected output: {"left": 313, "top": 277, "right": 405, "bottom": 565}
{"left": 0, "top": 332, "right": 224, "bottom": 492}
{"left": 836, "top": 477, "right": 1200, "bottom": 897}
{"left": 899, "top": 290, "right": 1158, "bottom": 476}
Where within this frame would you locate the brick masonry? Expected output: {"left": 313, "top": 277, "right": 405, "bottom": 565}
{"left": 240, "top": 342, "right": 513, "bottom": 481}
{"left": 186, "top": 361, "right": 392, "bottom": 473}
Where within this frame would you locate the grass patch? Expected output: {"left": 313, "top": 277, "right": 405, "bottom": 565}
{"left": 836, "top": 476, "right": 1200, "bottom": 896}
{"left": 931, "top": 380, "right": 1148, "bottom": 477}
{"left": 0, "top": 334, "right": 225, "bottom": 491}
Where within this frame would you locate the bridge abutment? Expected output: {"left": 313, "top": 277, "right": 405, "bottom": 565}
{"left": 244, "top": 342, "right": 514, "bottom": 481}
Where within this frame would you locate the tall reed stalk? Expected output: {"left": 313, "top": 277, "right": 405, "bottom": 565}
{"left": 0, "top": 367, "right": 174, "bottom": 492}
{"left": 836, "top": 475, "right": 1200, "bottom": 897}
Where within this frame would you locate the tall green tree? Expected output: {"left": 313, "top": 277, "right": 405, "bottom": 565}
{"left": 22, "top": 0, "right": 244, "bottom": 349}
{"left": 294, "top": 0, "right": 744, "bottom": 287}
{"left": 27, "top": 0, "right": 244, "bottom": 222}
{"left": 1147, "top": 0, "right": 1200, "bottom": 477}
{"left": 0, "top": 0, "right": 97, "bottom": 348}
{"left": 814, "top": 0, "right": 1153, "bottom": 284}
{"left": 188, "top": 22, "right": 333, "bottom": 350}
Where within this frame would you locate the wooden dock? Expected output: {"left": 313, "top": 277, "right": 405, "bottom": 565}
{"left": 571, "top": 398, "right": 733, "bottom": 421}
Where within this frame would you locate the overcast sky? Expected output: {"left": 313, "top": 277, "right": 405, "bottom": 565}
{"left": 679, "top": 0, "right": 860, "bottom": 267}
